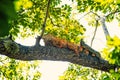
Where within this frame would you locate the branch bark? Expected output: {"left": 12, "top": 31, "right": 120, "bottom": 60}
{"left": 0, "top": 39, "right": 119, "bottom": 72}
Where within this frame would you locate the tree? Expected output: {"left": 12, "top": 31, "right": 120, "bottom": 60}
{"left": 0, "top": 0, "right": 120, "bottom": 79}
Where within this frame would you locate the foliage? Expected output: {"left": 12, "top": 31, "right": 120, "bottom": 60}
{"left": 76, "top": 0, "right": 120, "bottom": 26}
{"left": 59, "top": 0, "right": 120, "bottom": 79}
{"left": 46, "top": 18, "right": 85, "bottom": 43}
{"left": 102, "top": 36, "right": 120, "bottom": 79}
{"left": 0, "top": 0, "right": 85, "bottom": 79}
{"left": 10, "top": 0, "right": 86, "bottom": 42}
{"left": 102, "top": 36, "right": 120, "bottom": 66}
{"left": 59, "top": 63, "right": 120, "bottom": 80}
{"left": 59, "top": 64, "right": 103, "bottom": 80}
{"left": 0, "top": 55, "right": 41, "bottom": 80}
{"left": 0, "top": 0, "right": 120, "bottom": 80}
{"left": 76, "top": 0, "right": 120, "bottom": 13}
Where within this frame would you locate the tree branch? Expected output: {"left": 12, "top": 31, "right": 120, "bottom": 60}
{"left": 91, "top": 20, "right": 98, "bottom": 47}
{"left": 0, "top": 39, "right": 119, "bottom": 72}
{"left": 78, "top": 11, "right": 100, "bottom": 20}
{"left": 82, "top": 11, "right": 110, "bottom": 39}
{"left": 48, "top": 15, "right": 61, "bottom": 27}
{"left": 78, "top": 11, "right": 92, "bottom": 20}
{"left": 78, "top": 11, "right": 110, "bottom": 40}
{"left": 90, "top": 12, "right": 110, "bottom": 39}
{"left": 105, "top": 9, "right": 120, "bottom": 17}
{"left": 35, "top": 0, "right": 51, "bottom": 46}
{"left": 90, "top": 11, "right": 100, "bottom": 18}
{"left": 100, "top": 10, "right": 120, "bottom": 39}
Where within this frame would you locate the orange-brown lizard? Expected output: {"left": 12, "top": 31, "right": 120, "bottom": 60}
{"left": 43, "top": 34, "right": 101, "bottom": 58}
{"left": 43, "top": 34, "right": 80, "bottom": 54}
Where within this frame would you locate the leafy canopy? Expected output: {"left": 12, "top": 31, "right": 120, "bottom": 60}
{"left": 0, "top": 0, "right": 120, "bottom": 80}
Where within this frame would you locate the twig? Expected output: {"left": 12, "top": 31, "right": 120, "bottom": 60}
{"left": 77, "top": 11, "right": 100, "bottom": 46}
{"left": 48, "top": 15, "right": 61, "bottom": 27}
{"left": 0, "top": 57, "right": 8, "bottom": 64}
{"left": 40, "top": 0, "right": 51, "bottom": 39}
{"left": 82, "top": 11, "right": 110, "bottom": 40}
{"left": 78, "top": 11, "right": 100, "bottom": 20}
{"left": 90, "top": 11, "right": 100, "bottom": 18}
{"left": 105, "top": 9, "right": 120, "bottom": 17}
{"left": 78, "top": 11, "right": 91, "bottom": 20}
{"left": 91, "top": 20, "right": 98, "bottom": 47}
{"left": 48, "top": 15, "right": 56, "bottom": 26}
{"left": 35, "top": 0, "right": 51, "bottom": 46}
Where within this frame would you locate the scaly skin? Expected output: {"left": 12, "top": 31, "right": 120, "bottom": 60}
{"left": 43, "top": 34, "right": 101, "bottom": 58}
{"left": 43, "top": 34, "right": 80, "bottom": 54}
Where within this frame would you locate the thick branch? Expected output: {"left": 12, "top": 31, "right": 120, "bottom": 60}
{"left": 0, "top": 39, "right": 119, "bottom": 72}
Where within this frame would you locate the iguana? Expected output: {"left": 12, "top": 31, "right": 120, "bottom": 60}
{"left": 43, "top": 34, "right": 101, "bottom": 58}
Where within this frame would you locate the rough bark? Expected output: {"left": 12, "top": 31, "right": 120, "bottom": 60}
{"left": 0, "top": 39, "right": 118, "bottom": 72}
